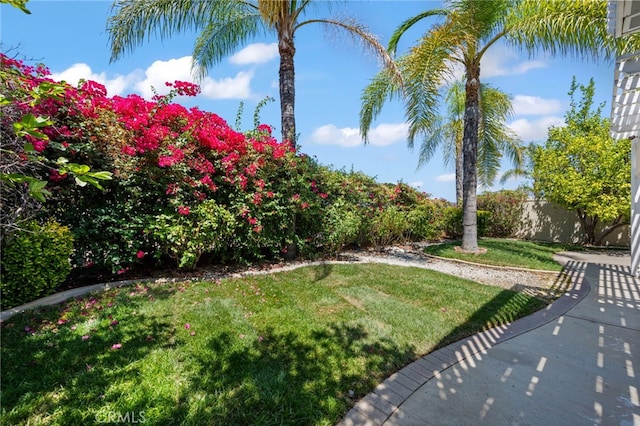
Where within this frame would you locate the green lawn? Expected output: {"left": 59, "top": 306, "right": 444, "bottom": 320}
{"left": 423, "top": 238, "right": 581, "bottom": 271}
{"left": 1, "top": 263, "right": 547, "bottom": 425}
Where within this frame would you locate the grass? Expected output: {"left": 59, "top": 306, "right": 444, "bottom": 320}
{"left": 423, "top": 238, "right": 582, "bottom": 271}
{"left": 1, "top": 263, "right": 547, "bottom": 425}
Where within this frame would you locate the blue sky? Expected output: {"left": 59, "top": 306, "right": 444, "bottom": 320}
{"left": 1, "top": 0, "right": 616, "bottom": 201}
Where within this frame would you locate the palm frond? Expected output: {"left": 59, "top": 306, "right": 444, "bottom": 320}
{"left": 307, "top": 17, "right": 402, "bottom": 86}
{"left": 192, "top": 12, "right": 267, "bottom": 79}
{"left": 505, "top": 0, "right": 640, "bottom": 61}
{"left": 476, "top": 83, "right": 523, "bottom": 186}
{"left": 417, "top": 119, "right": 459, "bottom": 170}
{"left": 402, "top": 19, "right": 463, "bottom": 148}
{"left": 359, "top": 69, "right": 400, "bottom": 143}
{"left": 108, "top": 0, "right": 241, "bottom": 62}
{"left": 387, "top": 8, "right": 449, "bottom": 55}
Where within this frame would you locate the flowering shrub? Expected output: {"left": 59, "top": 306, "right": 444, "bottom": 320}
{"left": 4, "top": 53, "right": 451, "bottom": 276}
{"left": 38, "top": 72, "right": 318, "bottom": 270}
{"left": 477, "top": 189, "right": 528, "bottom": 237}
{"left": 0, "top": 53, "right": 111, "bottom": 242}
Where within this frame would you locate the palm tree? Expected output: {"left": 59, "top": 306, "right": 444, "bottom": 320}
{"left": 361, "top": 0, "right": 640, "bottom": 252}
{"left": 107, "top": 0, "right": 397, "bottom": 148}
{"left": 417, "top": 80, "right": 522, "bottom": 206}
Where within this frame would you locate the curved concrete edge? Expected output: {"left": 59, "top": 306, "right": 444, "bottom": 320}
{"left": 1, "top": 277, "right": 177, "bottom": 321}
{"left": 0, "top": 258, "right": 379, "bottom": 321}
{"left": 337, "top": 264, "right": 591, "bottom": 426}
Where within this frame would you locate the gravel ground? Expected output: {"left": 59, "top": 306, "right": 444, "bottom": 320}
{"left": 335, "top": 246, "right": 571, "bottom": 301}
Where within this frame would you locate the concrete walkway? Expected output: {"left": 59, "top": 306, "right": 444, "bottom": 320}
{"left": 339, "top": 252, "right": 640, "bottom": 426}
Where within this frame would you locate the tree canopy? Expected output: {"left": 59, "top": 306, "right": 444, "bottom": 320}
{"left": 531, "top": 78, "right": 631, "bottom": 245}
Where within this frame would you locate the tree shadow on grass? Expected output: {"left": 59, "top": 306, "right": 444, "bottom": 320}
{"left": 0, "top": 283, "right": 198, "bottom": 425}
{"left": 1, "top": 286, "right": 416, "bottom": 425}
{"left": 184, "top": 323, "right": 416, "bottom": 425}
{"left": 310, "top": 262, "right": 334, "bottom": 282}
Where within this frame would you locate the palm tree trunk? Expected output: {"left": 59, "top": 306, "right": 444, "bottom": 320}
{"left": 278, "top": 30, "right": 298, "bottom": 259}
{"left": 455, "top": 141, "right": 463, "bottom": 206}
{"left": 461, "top": 63, "right": 481, "bottom": 252}
{"left": 278, "top": 34, "right": 296, "bottom": 148}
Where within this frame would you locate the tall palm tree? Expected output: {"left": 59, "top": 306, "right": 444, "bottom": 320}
{"left": 361, "top": 0, "right": 640, "bottom": 252}
{"left": 417, "top": 80, "right": 522, "bottom": 206}
{"left": 107, "top": 0, "right": 398, "bottom": 148}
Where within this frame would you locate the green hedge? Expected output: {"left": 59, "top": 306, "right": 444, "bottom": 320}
{"left": 1, "top": 220, "right": 74, "bottom": 310}
{"left": 442, "top": 207, "right": 489, "bottom": 239}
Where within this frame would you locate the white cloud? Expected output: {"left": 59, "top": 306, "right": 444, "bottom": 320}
{"left": 200, "top": 71, "right": 254, "bottom": 99}
{"left": 310, "top": 124, "right": 361, "bottom": 147}
{"left": 369, "top": 123, "right": 409, "bottom": 146}
{"left": 134, "top": 56, "right": 194, "bottom": 99}
{"left": 512, "top": 95, "right": 564, "bottom": 116}
{"left": 310, "top": 123, "right": 408, "bottom": 148}
{"left": 436, "top": 173, "right": 456, "bottom": 183}
{"left": 132, "top": 56, "right": 254, "bottom": 100}
{"left": 480, "top": 46, "right": 547, "bottom": 79}
{"left": 50, "top": 63, "right": 136, "bottom": 96}
{"left": 229, "top": 43, "right": 278, "bottom": 65}
{"left": 508, "top": 116, "right": 565, "bottom": 142}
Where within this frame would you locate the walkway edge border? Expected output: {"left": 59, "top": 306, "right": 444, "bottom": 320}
{"left": 337, "top": 263, "right": 591, "bottom": 426}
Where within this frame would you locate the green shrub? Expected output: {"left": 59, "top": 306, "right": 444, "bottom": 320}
{"left": 442, "top": 207, "right": 489, "bottom": 239}
{"left": 320, "top": 199, "right": 363, "bottom": 253}
{"left": 477, "top": 190, "right": 528, "bottom": 237}
{"left": 1, "top": 220, "right": 74, "bottom": 310}
{"left": 368, "top": 206, "right": 411, "bottom": 247}
{"left": 150, "top": 200, "right": 237, "bottom": 269}
{"left": 407, "top": 200, "right": 449, "bottom": 241}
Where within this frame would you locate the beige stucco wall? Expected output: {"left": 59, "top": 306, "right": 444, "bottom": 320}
{"left": 515, "top": 199, "right": 630, "bottom": 247}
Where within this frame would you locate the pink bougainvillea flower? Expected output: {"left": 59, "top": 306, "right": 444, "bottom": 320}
{"left": 82, "top": 335, "right": 90, "bottom": 341}
{"left": 257, "top": 124, "right": 272, "bottom": 134}
{"left": 136, "top": 250, "right": 145, "bottom": 259}
{"left": 111, "top": 343, "right": 122, "bottom": 350}
{"left": 178, "top": 206, "right": 190, "bottom": 215}
{"left": 184, "top": 323, "right": 191, "bottom": 330}
{"left": 121, "top": 145, "right": 136, "bottom": 156}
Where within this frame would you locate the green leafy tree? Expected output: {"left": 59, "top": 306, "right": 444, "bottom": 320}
{"left": 417, "top": 80, "right": 522, "bottom": 206}
{"left": 107, "top": 0, "right": 397, "bottom": 148}
{"left": 531, "top": 78, "right": 630, "bottom": 245}
{"left": 360, "top": 0, "right": 640, "bottom": 252}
